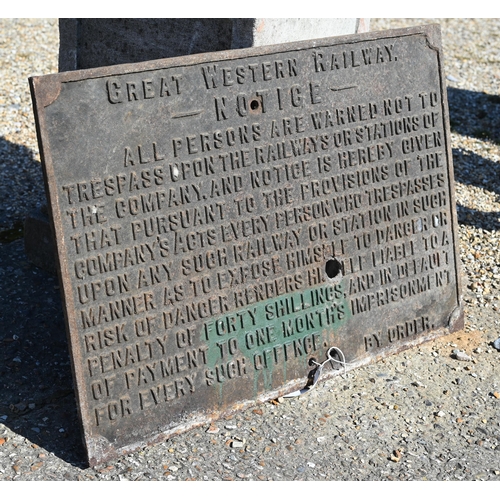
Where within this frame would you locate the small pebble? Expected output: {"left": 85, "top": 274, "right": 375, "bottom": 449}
{"left": 453, "top": 350, "right": 472, "bottom": 361}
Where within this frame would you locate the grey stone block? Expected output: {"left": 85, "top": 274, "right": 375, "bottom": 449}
{"left": 59, "top": 19, "right": 235, "bottom": 71}
{"left": 58, "top": 18, "right": 370, "bottom": 71}
{"left": 231, "top": 18, "right": 370, "bottom": 48}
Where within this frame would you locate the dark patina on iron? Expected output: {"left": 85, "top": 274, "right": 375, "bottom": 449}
{"left": 30, "top": 25, "right": 463, "bottom": 465}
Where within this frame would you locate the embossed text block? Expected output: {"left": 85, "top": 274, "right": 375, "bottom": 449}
{"left": 30, "top": 25, "right": 463, "bottom": 465}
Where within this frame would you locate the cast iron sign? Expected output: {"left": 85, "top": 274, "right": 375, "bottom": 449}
{"left": 30, "top": 25, "right": 463, "bottom": 465}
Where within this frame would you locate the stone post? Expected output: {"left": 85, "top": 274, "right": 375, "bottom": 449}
{"left": 58, "top": 18, "right": 370, "bottom": 72}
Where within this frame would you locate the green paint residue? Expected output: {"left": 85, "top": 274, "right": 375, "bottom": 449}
{"left": 202, "top": 282, "right": 350, "bottom": 401}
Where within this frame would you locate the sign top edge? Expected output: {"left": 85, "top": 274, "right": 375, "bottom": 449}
{"left": 29, "top": 24, "right": 442, "bottom": 88}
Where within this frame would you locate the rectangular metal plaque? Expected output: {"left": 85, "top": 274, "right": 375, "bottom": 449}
{"left": 30, "top": 25, "right": 463, "bottom": 465}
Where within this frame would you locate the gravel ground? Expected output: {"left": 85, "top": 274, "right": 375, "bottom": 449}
{"left": 0, "top": 18, "right": 499, "bottom": 482}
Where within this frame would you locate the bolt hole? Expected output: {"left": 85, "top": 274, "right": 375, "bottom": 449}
{"left": 250, "top": 99, "right": 260, "bottom": 111}
{"left": 325, "top": 258, "right": 342, "bottom": 279}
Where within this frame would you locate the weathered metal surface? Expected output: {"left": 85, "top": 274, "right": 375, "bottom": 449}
{"left": 29, "top": 24, "right": 463, "bottom": 466}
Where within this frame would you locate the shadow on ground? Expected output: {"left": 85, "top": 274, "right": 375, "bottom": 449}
{"left": 0, "top": 239, "right": 88, "bottom": 468}
{"left": 447, "top": 86, "right": 500, "bottom": 147}
{"left": 448, "top": 88, "right": 500, "bottom": 233}
{"left": 0, "top": 136, "right": 46, "bottom": 234}
{"left": 0, "top": 137, "right": 88, "bottom": 466}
